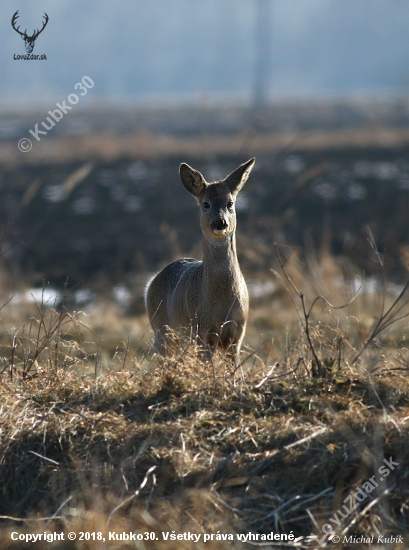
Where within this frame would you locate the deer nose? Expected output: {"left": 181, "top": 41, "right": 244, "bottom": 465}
{"left": 211, "top": 218, "right": 227, "bottom": 231}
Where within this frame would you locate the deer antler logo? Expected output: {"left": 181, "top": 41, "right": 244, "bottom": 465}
{"left": 11, "top": 11, "right": 49, "bottom": 54}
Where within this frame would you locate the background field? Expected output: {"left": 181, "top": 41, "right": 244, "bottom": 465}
{"left": 0, "top": 98, "right": 408, "bottom": 549}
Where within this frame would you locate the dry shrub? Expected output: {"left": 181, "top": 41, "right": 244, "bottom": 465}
{"left": 0, "top": 253, "right": 409, "bottom": 549}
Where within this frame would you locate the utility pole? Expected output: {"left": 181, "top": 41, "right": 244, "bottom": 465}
{"left": 253, "top": 0, "right": 272, "bottom": 110}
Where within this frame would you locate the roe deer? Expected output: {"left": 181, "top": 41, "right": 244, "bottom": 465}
{"left": 145, "top": 158, "right": 255, "bottom": 366}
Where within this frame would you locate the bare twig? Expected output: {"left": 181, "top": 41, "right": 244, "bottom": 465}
{"left": 107, "top": 465, "right": 157, "bottom": 525}
{"left": 29, "top": 450, "right": 60, "bottom": 466}
{"left": 95, "top": 324, "right": 105, "bottom": 378}
{"left": 274, "top": 243, "right": 361, "bottom": 375}
{"left": 253, "top": 359, "right": 304, "bottom": 389}
{"left": 0, "top": 515, "right": 63, "bottom": 522}
{"left": 251, "top": 427, "right": 327, "bottom": 476}
{"left": 340, "top": 491, "right": 389, "bottom": 536}
{"left": 352, "top": 229, "right": 409, "bottom": 364}
{"left": 122, "top": 335, "right": 130, "bottom": 369}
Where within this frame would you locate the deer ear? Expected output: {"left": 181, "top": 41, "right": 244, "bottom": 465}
{"left": 180, "top": 163, "right": 207, "bottom": 197}
{"left": 225, "top": 158, "right": 255, "bottom": 195}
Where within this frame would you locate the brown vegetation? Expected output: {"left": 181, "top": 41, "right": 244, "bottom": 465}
{"left": 3, "top": 127, "right": 409, "bottom": 166}
{"left": 1, "top": 101, "right": 409, "bottom": 547}
{"left": 0, "top": 249, "right": 408, "bottom": 550}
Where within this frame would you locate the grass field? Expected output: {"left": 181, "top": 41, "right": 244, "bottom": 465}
{"left": 0, "top": 246, "right": 408, "bottom": 550}
{"left": 1, "top": 100, "right": 409, "bottom": 548}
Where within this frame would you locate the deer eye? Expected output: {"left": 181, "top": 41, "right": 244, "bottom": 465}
{"left": 227, "top": 201, "right": 234, "bottom": 209}
{"left": 202, "top": 201, "right": 210, "bottom": 210}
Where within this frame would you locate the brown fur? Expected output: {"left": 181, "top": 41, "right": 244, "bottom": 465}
{"left": 145, "top": 158, "right": 255, "bottom": 365}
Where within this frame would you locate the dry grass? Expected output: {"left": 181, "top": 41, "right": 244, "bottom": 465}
{"left": 0, "top": 254, "right": 409, "bottom": 549}
{"left": 3, "top": 126, "right": 409, "bottom": 166}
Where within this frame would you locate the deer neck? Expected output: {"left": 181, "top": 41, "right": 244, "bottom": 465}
{"left": 202, "top": 232, "right": 241, "bottom": 295}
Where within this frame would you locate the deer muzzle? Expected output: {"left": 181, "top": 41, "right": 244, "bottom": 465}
{"left": 210, "top": 218, "right": 228, "bottom": 236}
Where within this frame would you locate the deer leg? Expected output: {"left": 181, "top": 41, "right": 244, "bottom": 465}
{"left": 225, "top": 343, "right": 241, "bottom": 368}
{"left": 219, "top": 322, "right": 243, "bottom": 368}
{"left": 198, "top": 330, "right": 219, "bottom": 363}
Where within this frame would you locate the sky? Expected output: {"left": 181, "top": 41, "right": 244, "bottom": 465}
{"left": 0, "top": 0, "right": 408, "bottom": 106}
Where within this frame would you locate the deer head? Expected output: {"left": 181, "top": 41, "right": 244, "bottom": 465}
{"left": 11, "top": 11, "right": 49, "bottom": 54}
{"left": 180, "top": 158, "right": 255, "bottom": 240}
